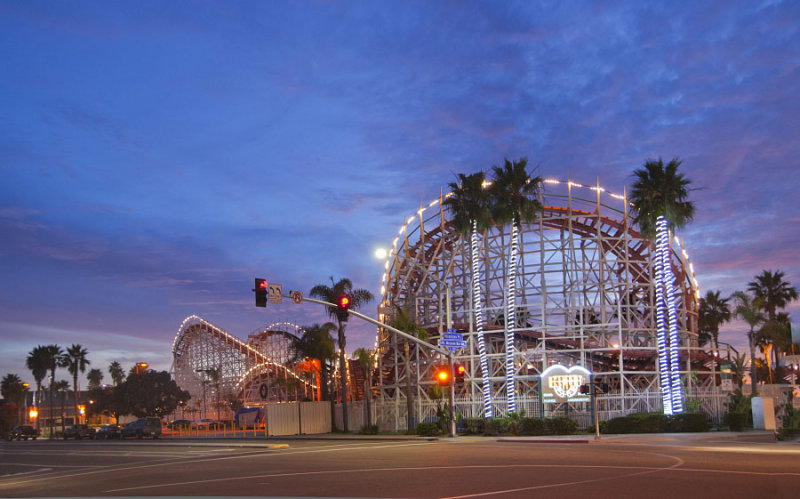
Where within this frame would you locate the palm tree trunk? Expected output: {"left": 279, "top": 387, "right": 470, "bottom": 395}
{"left": 73, "top": 372, "right": 79, "bottom": 425}
{"left": 748, "top": 332, "right": 759, "bottom": 396}
{"left": 659, "top": 219, "right": 684, "bottom": 413}
{"left": 471, "top": 222, "right": 493, "bottom": 418}
{"left": 653, "top": 216, "right": 674, "bottom": 414}
{"left": 404, "top": 339, "right": 413, "bottom": 431}
{"left": 505, "top": 221, "right": 519, "bottom": 413}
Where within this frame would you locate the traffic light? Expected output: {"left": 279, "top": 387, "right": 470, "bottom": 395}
{"left": 579, "top": 384, "right": 591, "bottom": 394}
{"left": 435, "top": 366, "right": 452, "bottom": 386}
{"left": 336, "top": 294, "right": 351, "bottom": 322}
{"left": 254, "top": 278, "right": 267, "bottom": 307}
{"left": 455, "top": 363, "right": 466, "bottom": 384}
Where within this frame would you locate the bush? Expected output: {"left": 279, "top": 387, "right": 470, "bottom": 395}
{"left": 602, "top": 416, "right": 631, "bottom": 434}
{"left": 546, "top": 417, "right": 577, "bottom": 435}
{"left": 519, "top": 417, "right": 546, "bottom": 436}
{"left": 722, "top": 412, "right": 751, "bottom": 432}
{"left": 461, "top": 418, "right": 484, "bottom": 435}
{"left": 415, "top": 422, "right": 441, "bottom": 436}
{"left": 483, "top": 417, "right": 510, "bottom": 436}
{"left": 358, "top": 425, "right": 378, "bottom": 435}
{"left": 667, "top": 413, "right": 709, "bottom": 432}
{"left": 629, "top": 413, "right": 669, "bottom": 433}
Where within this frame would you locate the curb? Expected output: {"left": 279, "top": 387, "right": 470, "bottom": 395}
{"left": 497, "top": 438, "right": 589, "bottom": 444}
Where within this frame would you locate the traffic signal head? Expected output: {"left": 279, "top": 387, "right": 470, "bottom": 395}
{"left": 254, "top": 278, "right": 268, "bottom": 307}
{"left": 336, "top": 294, "right": 351, "bottom": 322}
{"left": 455, "top": 363, "right": 466, "bottom": 382}
{"left": 579, "top": 384, "right": 591, "bottom": 394}
{"left": 435, "top": 366, "right": 452, "bottom": 386}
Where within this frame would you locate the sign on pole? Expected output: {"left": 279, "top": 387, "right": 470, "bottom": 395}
{"left": 291, "top": 290, "right": 303, "bottom": 304}
{"left": 268, "top": 283, "right": 283, "bottom": 304}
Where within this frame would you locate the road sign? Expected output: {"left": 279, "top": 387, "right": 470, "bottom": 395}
{"left": 268, "top": 283, "right": 282, "bottom": 304}
{"left": 446, "top": 346, "right": 461, "bottom": 352}
{"left": 443, "top": 332, "right": 463, "bottom": 340}
{"left": 291, "top": 290, "right": 303, "bottom": 304}
{"left": 447, "top": 328, "right": 457, "bottom": 333}
{"left": 440, "top": 339, "right": 467, "bottom": 348}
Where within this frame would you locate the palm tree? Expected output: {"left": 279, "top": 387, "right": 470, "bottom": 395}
{"left": 698, "top": 290, "right": 732, "bottom": 382}
{"left": 310, "top": 277, "right": 374, "bottom": 432}
{"left": 26, "top": 345, "right": 50, "bottom": 430}
{"left": 748, "top": 270, "right": 798, "bottom": 322}
{"left": 488, "top": 158, "right": 542, "bottom": 414}
{"left": 294, "top": 322, "right": 337, "bottom": 428}
{"left": 53, "top": 380, "right": 70, "bottom": 433}
{"left": 61, "top": 344, "right": 90, "bottom": 424}
{"left": 353, "top": 348, "right": 375, "bottom": 429}
{"left": 730, "top": 352, "right": 748, "bottom": 389}
{"left": 42, "top": 344, "right": 64, "bottom": 437}
{"left": 630, "top": 157, "right": 694, "bottom": 415}
{"left": 443, "top": 170, "right": 494, "bottom": 417}
{"left": 389, "top": 306, "right": 428, "bottom": 432}
{"left": 207, "top": 367, "right": 222, "bottom": 420}
{"left": 86, "top": 368, "right": 104, "bottom": 390}
{"left": 731, "top": 291, "right": 765, "bottom": 395}
{"left": 108, "top": 361, "right": 125, "bottom": 386}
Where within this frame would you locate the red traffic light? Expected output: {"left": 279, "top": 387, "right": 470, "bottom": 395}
{"left": 258, "top": 280, "right": 267, "bottom": 290}
{"left": 455, "top": 364, "right": 466, "bottom": 376}
{"left": 339, "top": 295, "right": 350, "bottom": 308}
{"left": 254, "top": 278, "right": 268, "bottom": 307}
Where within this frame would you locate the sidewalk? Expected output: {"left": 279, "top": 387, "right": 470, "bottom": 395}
{"left": 496, "top": 430, "right": 784, "bottom": 445}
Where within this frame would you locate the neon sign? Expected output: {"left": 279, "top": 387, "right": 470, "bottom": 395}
{"left": 541, "top": 365, "right": 591, "bottom": 403}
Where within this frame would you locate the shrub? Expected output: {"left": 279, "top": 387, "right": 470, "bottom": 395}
{"left": 358, "top": 425, "right": 378, "bottom": 435}
{"left": 483, "top": 417, "right": 510, "bottom": 436}
{"left": 415, "top": 422, "right": 441, "bottom": 436}
{"left": 602, "top": 416, "right": 631, "bottom": 434}
{"left": 546, "top": 416, "right": 577, "bottom": 435}
{"left": 667, "top": 413, "right": 709, "bottom": 432}
{"left": 519, "top": 417, "right": 546, "bottom": 436}
{"left": 629, "top": 412, "right": 669, "bottom": 433}
{"left": 461, "top": 418, "right": 484, "bottom": 435}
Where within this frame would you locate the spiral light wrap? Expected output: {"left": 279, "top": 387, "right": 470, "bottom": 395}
{"left": 505, "top": 222, "right": 519, "bottom": 413}
{"left": 659, "top": 219, "right": 685, "bottom": 413}
{"left": 654, "top": 217, "right": 674, "bottom": 415}
{"left": 472, "top": 221, "right": 493, "bottom": 417}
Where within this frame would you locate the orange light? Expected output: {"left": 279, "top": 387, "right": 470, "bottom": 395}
{"left": 339, "top": 296, "right": 350, "bottom": 307}
{"left": 456, "top": 364, "right": 466, "bottom": 375}
{"left": 77, "top": 404, "right": 85, "bottom": 415}
{"left": 258, "top": 280, "right": 267, "bottom": 290}
{"left": 29, "top": 409, "right": 38, "bottom": 419}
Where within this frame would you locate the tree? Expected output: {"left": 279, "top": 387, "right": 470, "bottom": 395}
{"left": 748, "top": 270, "right": 798, "bottom": 322}
{"left": 630, "top": 157, "right": 694, "bottom": 415}
{"left": 443, "top": 170, "right": 494, "bottom": 417}
{"left": 26, "top": 345, "right": 50, "bottom": 430}
{"left": 1, "top": 373, "right": 26, "bottom": 426}
{"left": 353, "top": 348, "right": 375, "bottom": 429}
{"left": 730, "top": 352, "right": 748, "bottom": 389}
{"left": 60, "top": 344, "right": 90, "bottom": 425}
{"left": 114, "top": 370, "right": 190, "bottom": 418}
{"left": 41, "top": 344, "right": 64, "bottom": 437}
{"left": 86, "top": 368, "right": 104, "bottom": 390}
{"left": 207, "top": 367, "right": 222, "bottom": 420}
{"left": 698, "top": 290, "right": 732, "bottom": 382}
{"left": 310, "top": 277, "right": 374, "bottom": 432}
{"left": 108, "top": 361, "right": 125, "bottom": 386}
{"left": 731, "top": 291, "right": 765, "bottom": 395}
{"left": 488, "top": 157, "right": 542, "bottom": 413}
{"left": 53, "top": 380, "right": 70, "bottom": 433}
{"left": 294, "top": 322, "right": 337, "bottom": 428}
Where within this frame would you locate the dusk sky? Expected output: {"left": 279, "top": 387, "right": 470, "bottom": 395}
{"left": 2, "top": 1, "right": 798, "bottom": 388}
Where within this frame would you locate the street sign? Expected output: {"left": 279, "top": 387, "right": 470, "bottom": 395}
{"left": 446, "top": 346, "right": 461, "bottom": 352}
{"left": 447, "top": 328, "right": 457, "bottom": 333}
{"left": 440, "top": 339, "right": 467, "bottom": 348}
{"left": 443, "top": 332, "right": 463, "bottom": 340}
{"left": 291, "top": 290, "right": 303, "bottom": 304}
{"left": 268, "top": 283, "right": 282, "bottom": 304}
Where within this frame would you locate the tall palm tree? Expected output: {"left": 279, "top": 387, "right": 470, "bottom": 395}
{"left": 443, "top": 170, "right": 494, "bottom": 417}
{"left": 731, "top": 291, "right": 765, "bottom": 396}
{"left": 86, "top": 368, "right": 104, "bottom": 390}
{"left": 61, "top": 344, "right": 90, "bottom": 424}
{"left": 353, "top": 347, "right": 374, "bottom": 429}
{"left": 310, "top": 277, "right": 373, "bottom": 432}
{"left": 42, "top": 344, "right": 64, "bottom": 437}
{"left": 488, "top": 158, "right": 542, "bottom": 414}
{"left": 630, "top": 157, "right": 694, "bottom": 415}
{"left": 207, "top": 367, "right": 222, "bottom": 420}
{"left": 108, "top": 361, "right": 125, "bottom": 386}
{"left": 698, "top": 290, "right": 732, "bottom": 382}
{"left": 294, "top": 322, "right": 337, "bottom": 428}
{"left": 26, "top": 346, "right": 50, "bottom": 430}
{"left": 730, "top": 352, "right": 748, "bottom": 389}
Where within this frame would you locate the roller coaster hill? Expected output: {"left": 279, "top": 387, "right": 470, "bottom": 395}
{"left": 170, "top": 177, "right": 732, "bottom": 431}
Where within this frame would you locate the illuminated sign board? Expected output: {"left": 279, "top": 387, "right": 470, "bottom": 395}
{"left": 541, "top": 365, "right": 591, "bottom": 403}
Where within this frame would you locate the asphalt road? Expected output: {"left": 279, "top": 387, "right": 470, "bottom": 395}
{"left": 1, "top": 436, "right": 799, "bottom": 498}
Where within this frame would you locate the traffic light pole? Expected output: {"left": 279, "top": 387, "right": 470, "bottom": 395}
{"left": 295, "top": 294, "right": 457, "bottom": 438}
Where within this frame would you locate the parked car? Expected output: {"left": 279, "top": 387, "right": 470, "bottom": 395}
{"left": 63, "top": 424, "right": 95, "bottom": 440}
{"left": 191, "top": 418, "right": 215, "bottom": 429}
{"left": 167, "top": 419, "right": 191, "bottom": 429}
{"left": 95, "top": 424, "right": 123, "bottom": 440}
{"left": 7, "top": 425, "right": 39, "bottom": 441}
{"left": 121, "top": 417, "right": 162, "bottom": 439}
